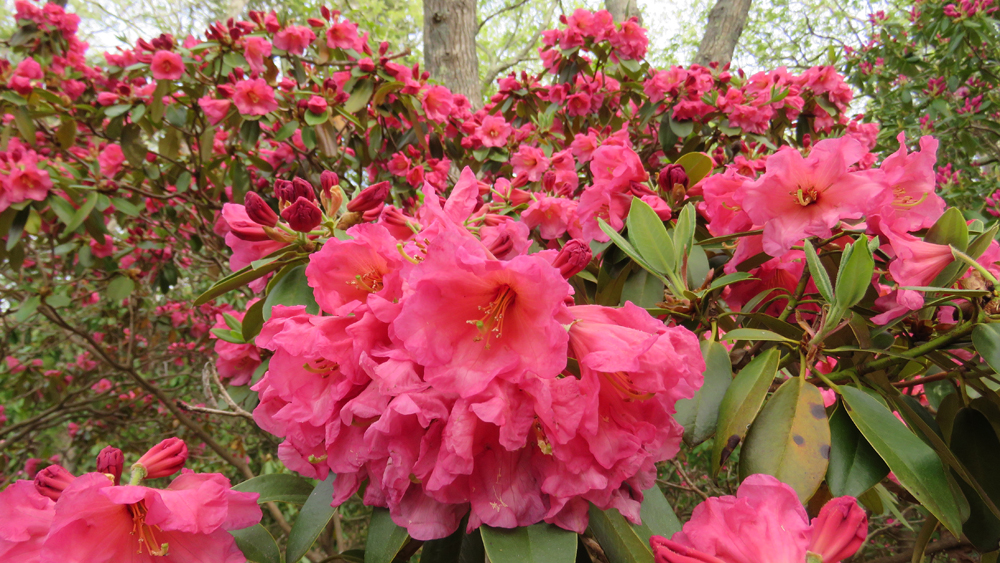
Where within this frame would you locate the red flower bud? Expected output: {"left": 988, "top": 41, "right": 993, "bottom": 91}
{"left": 320, "top": 170, "right": 339, "bottom": 194}
{"left": 320, "top": 5, "right": 331, "bottom": 19}
{"left": 306, "top": 95, "right": 328, "bottom": 114}
{"left": 217, "top": 84, "right": 235, "bottom": 98}
{"left": 552, "top": 239, "right": 592, "bottom": 279}
{"left": 485, "top": 231, "right": 515, "bottom": 258}
{"left": 358, "top": 58, "right": 376, "bottom": 73}
{"left": 245, "top": 192, "right": 279, "bottom": 227}
{"left": 657, "top": 164, "right": 689, "bottom": 194}
{"left": 134, "top": 437, "right": 188, "bottom": 479}
{"left": 34, "top": 465, "right": 76, "bottom": 501}
{"left": 361, "top": 202, "right": 385, "bottom": 223}
{"left": 281, "top": 197, "right": 324, "bottom": 232}
{"left": 307, "top": 17, "right": 325, "bottom": 27}
{"left": 808, "top": 497, "right": 868, "bottom": 563}
{"left": 292, "top": 177, "right": 316, "bottom": 201}
{"left": 346, "top": 181, "right": 390, "bottom": 212}
{"left": 274, "top": 179, "right": 294, "bottom": 202}
{"left": 96, "top": 446, "right": 124, "bottom": 485}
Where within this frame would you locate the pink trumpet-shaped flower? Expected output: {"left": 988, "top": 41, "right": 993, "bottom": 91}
{"left": 151, "top": 50, "right": 184, "bottom": 80}
{"left": 0, "top": 481, "right": 54, "bottom": 563}
{"left": 867, "top": 133, "right": 944, "bottom": 232}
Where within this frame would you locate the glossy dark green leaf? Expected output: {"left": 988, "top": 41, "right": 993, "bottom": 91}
{"left": 344, "top": 79, "right": 375, "bottom": 114}
{"left": 626, "top": 197, "right": 675, "bottom": 274}
{"left": 481, "top": 523, "right": 577, "bottom": 563}
{"left": 194, "top": 254, "right": 293, "bottom": 305}
{"left": 285, "top": 474, "right": 336, "bottom": 563}
{"left": 672, "top": 152, "right": 713, "bottom": 185}
{"left": 263, "top": 264, "right": 319, "bottom": 320}
{"left": 718, "top": 328, "right": 794, "bottom": 343}
{"left": 587, "top": 486, "right": 679, "bottom": 563}
{"left": 365, "top": 508, "right": 411, "bottom": 563}
{"left": 841, "top": 386, "right": 964, "bottom": 537}
{"left": 242, "top": 299, "right": 267, "bottom": 342}
{"left": 951, "top": 408, "right": 1000, "bottom": 552}
{"left": 973, "top": 324, "right": 1000, "bottom": 374}
{"left": 419, "top": 523, "right": 464, "bottom": 563}
{"left": 834, "top": 240, "right": 873, "bottom": 310}
{"left": 711, "top": 348, "right": 781, "bottom": 474}
{"left": 232, "top": 473, "right": 315, "bottom": 504}
{"left": 925, "top": 207, "right": 969, "bottom": 251}
{"left": 803, "top": 240, "right": 834, "bottom": 303}
{"left": 63, "top": 193, "right": 98, "bottom": 235}
{"left": 740, "top": 378, "right": 831, "bottom": 501}
{"left": 827, "top": 405, "right": 889, "bottom": 498}
{"left": 675, "top": 341, "right": 732, "bottom": 445}
{"left": 620, "top": 269, "right": 664, "bottom": 308}
{"left": 231, "top": 524, "right": 281, "bottom": 563}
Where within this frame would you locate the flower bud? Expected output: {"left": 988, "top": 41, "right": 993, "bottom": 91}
{"left": 362, "top": 202, "right": 385, "bottom": 223}
{"left": 485, "top": 231, "right": 515, "bottom": 258}
{"left": 306, "top": 95, "right": 328, "bottom": 114}
{"left": 658, "top": 164, "right": 689, "bottom": 196}
{"left": 133, "top": 437, "right": 188, "bottom": 480}
{"left": 96, "top": 446, "right": 125, "bottom": 485}
{"left": 320, "top": 170, "right": 339, "bottom": 194}
{"left": 34, "top": 465, "right": 76, "bottom": 501}
{"left": 292, "top": 177, "right": 316, "bottom": 201}
{"left": 346, "top": 181, "right": 390, "bottom": 212}
{"left": 552, "top": 239, "right": 592, "bottom": 279}
{"left": 273, "top": 178, "right": 295, "bottom": 202}
{"left": 281, "top": 196, "right": 324, "bottom": 232}
{"left": 244, "top": 192, "right": 279, "bottom": 227}
{"left": 358, "top": 58, "right": 376, "bottom": 73}
{"left": 808, "top": 497, "right": 868, "bottom": 563}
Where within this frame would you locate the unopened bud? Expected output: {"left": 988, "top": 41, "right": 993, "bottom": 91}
{"left": 34, "top": 465, "right": 76, "bottom": 501}
{"left": 362, "top": 202, "right": 385, "bottom": 223}
{"left": 485, "top": 231, "right": 514, "bottom": 258}
{"left": 244, "top": 192, "right": 279, "bottom": 227}
{"left": 552, "top": 240, "right": 592, "bottom": 279}
{"left": 320, "top": 170, "right": 339, "bottom": 194}
{"left": 808, "top": 497, "right": 868, "bottom": 563}
{"left": 292, "top": 177, "right": 316, "bottom": 201}
{"left": 281, "top": 197, "right": 323, "bottom": 232}
{"left": 346, "top": 181, "right": 390, "bottom": 213}
{"left": 306, "top": 95, "right": 328, "bottom": 114}
{"left": 133, "top": 437, "right": 188, "bottom": 480}
{"left": 658, "top": 164, "right": 689, "bottom": 196}
{"left": 96, "top": 446, "right": 124, "bottom": 485}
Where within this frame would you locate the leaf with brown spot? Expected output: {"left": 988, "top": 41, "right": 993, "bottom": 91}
{"left": 710, "top": 348, "right": 780, "bottom": 475}
{"left": 739, "top": 378, "right": 831, "bottom": 501}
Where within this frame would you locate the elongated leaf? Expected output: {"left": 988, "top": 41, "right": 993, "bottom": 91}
{"left": 739, "top": 378, "right": 831, "bottom": 501}
{"left": 419, "top": 523, "right": 465, "bottom": 563}
{"left": 365, "top": 508, "right": 411, "bottom": 563}
{"left": 107, "top": 276, "right": 135, "bottom": 301}
{"left": 344, "top": 79, "right": 375, "bottom": 114}
{"left": 951, "top": 408, "right": 1000, "bottom": 552}
{"left": 675, "top": 341, "right": 732, "bottom": 445}
{"left": 242, "top": 299, "right": 267, "bottom": 342}
{"left": 672, "top": 203, "right": 696, "bottom": 266}
{"left": 285, "top": 475, "right": 336, "bottom": 563}
{"left": 231, "top": 524, "right": 281, "bottom": 563}
{"left": 598, "top": 219, "right": 665, "bottom": 285}
{"left": 706, "top": 272, "right": 752, "bottom": 292}
{"left": 827, "top": 405, "right": 889, "bottom": 498}
{"left": 711, "top": 349, "right": 781, "bottom": 474}
{"left": 626, "top": 197, "right": 675, "bottom": 274}
{"left": 481, "top": 523, "right": 577, "bottom": 563}
{"left": 194, "top": 255, "right": 292, "bottom": 305}
{"left": 803, "top": 240, "right": 834, "bottom": 303}
{"left": 587, "top": 486, "right": 679, "bottom": 563}
{"left": 835, "top": 240, "right": 873, "bottom": 310}
{"left": 841, "top": 386, "right": 964, "bottom": 537}
{"left": 973, "top": 324, "right": 1000, "bottom": 374}
{"left": 719, "top": 328, "right": 794, "bottom": 343}
{"left": 232, "top": 473, "right": 315, "bottom": 504}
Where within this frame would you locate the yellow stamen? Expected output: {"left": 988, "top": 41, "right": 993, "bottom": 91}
{"left": 467, "top": 285, "right": 516, "bottom": 349}
{"left": 128, "top": 501, "right": 169, "bottom": 556}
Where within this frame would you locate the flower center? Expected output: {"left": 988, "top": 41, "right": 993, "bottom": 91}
{"left": 348, "top": 269, "right": 384, "bottom": 293}
{"left": 247, "top": 91, "right": 259, "bottom": 104}
{"left": 793, "top": 186, "right": 820, "bottom": 206}
{"left": 468, "top": 284, "right": 516, "bottom": 349}
{"left": 128, "top": 501, "right": 168, "bottom": 556}
{"left": 602, "top": 371, "right": 654, "bottom": 401}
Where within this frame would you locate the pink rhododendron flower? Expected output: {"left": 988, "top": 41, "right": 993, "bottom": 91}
{"left": 232, "top": 78, "right": 279, "bottom": 116}
{"left": 511, "top": 146, "right": 551, "bottom": 182}
{"left": 1, "top": 140, "right": 54, "bottom": 211}
{"left": 98, "top": 144, "right": 126, "bottom": 177}
{"left": 522, "top": 195, "right": 578, "bottom": 239}
{"left": 150, "top": 50, "right": 185, "bottom": 80}
{"left": 198, "top": 96, "right": 231, "bottom": 124}
{"left": 650, "top": 474, "right": 867, "bottom": 563}
{"left": 274, "top": 25, "right": 316, "bottom": 55}
{"left": 306, "top": 223, "right": 407, "bottom": 313}
{"left": 422, "top": 85, "right": 454, "bottom": 123}
{"left": 326, "top": 18, "right": 362, "bottom": 50}
{"left": 0, "top": 480, "right": 54, "bottom": 562}
{"left": 477, "top": 115, "right": 512, "bottom": 148}
{"left": 243, "top": 36, "right": 272, "bottom": 74}
{"left": 866, "top": 133, "right": 944, "bottom": 232}
{"left": 742, "top": 136, "right": 884, "bottom": 256}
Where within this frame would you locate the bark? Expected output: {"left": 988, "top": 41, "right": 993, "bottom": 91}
{"left": 693, "top": 0, "right": 754, "bottom": 66}
{"left": 604, "top": 0, "right": 642, "bottom": 23}
{"left": 424, "top": 0, "right": 483, "bottom": 108}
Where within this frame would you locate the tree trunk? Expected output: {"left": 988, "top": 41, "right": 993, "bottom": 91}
{"left": 424, "top": 0, "right": 483, "bottom": 108}
{"left": 693, "top": 0, "right": 753, "bottom": 66}
{"left": 604, "top": 0, "right": 642, "bottom": 23}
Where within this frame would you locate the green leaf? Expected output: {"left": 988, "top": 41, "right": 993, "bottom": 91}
{"left": 286, "top": 475, "right": 336, "bottom": 563}
{"left": 344, "top": 79, "right": 375, "bottom": 114}
{"left": 233, "top": 473, "right": 315, "bottom": 504}
{"left": 231, "top": 524, "right": 281, "bottom": 563}
{"left": 841, "top": 386, "right": 964, "bottom": 537}
{"left": 672, "top": 152, "right": 713, "bottom": 186}
{"left": 242, "top": 299, "right": 267, "bottom": 342}
{"left": 827, "top": 405, "right": 889, "bottom": 498}
{"left": 105, "top": 103, "right": 133, "bottom": 118}
{"left": 672, "top": 203, "right": 697, "bottom": 266}
{"left": 834, "top": 240, "right": 874, "bottom": 310}
{"left": 711, "top": 348, "right": 781, "bottom": 474}
{"left": 626, "top": 197, "right": 675, "bottom": 274}
{"left": 707, "top": 272, "right": 753, "bottom": 292}
{"left": 13, "top": 106, "right": 35, "bottom": 144}
{"left": 950, "top": 408, "right": 1000, "bottom": 552}
{"left": 803, "top": 240, "right": 834, "bottom": 303}
{"left": 365, "top": 508, "right": 411, "bottom": 563}
{"left": 106, "top": 276, "right": 135, "bottom": 301}
{"left": 263, "top": 264, "right": 319, "bottom": 320}
{"left": 63, "top": 193, "right": 98, "bottom": 234}
{"left": 598, "top": 219, "right": 663, "bottom": 283}
{"left": 587, "top": 486, "right": 679, "bottom": 563}
{"left": 419, "top": 524, "right": 465, "bottom": 563}
{"left": 194, "top": 254, "right": 292, "bottom": 305}
{"left": 304, "top": 108, "right": 332, "bottom": 127}
{"left": 481, "top": 523, "right": 577, "bottom": 563}
{"left": 718, "top": 328, "right": 794, "bottom": 343}
{"left": 925, "top": 207, "right": 969, "bottom": 251}
{"left": 240, "top": 119, "right": 262, "bottom": 147}
{"left": 56, "top": 117, "right": 77, "bottom": 149}
{"left": 668, "top": 117, "right": 694, "bottom": 138}
{"left": 14, "top": 295, "right": 40, "bottom": 322}
{"left": 6, "top": 206, "right": 31, "bottom": 251}
{"left": 272, "top": 120, "right": 299, "bottom": 142}
{"left": 739, "top": 378, "right": 831, "bottom": 501}
{"left": 620, "top": 269, "right": 665, "bottom": 308}
{"left": 675, "top": 341, "right": 732, "bottom": 445}
{"left": 973, "top": 324, "right": 1000, "bottom": 374}
{"left": 121, "top": 124, "right": 146, "bottom": 168}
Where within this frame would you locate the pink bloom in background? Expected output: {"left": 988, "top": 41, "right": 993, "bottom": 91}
{"left": 232, "top": 78, "right": 279, "bottom": 116}
{"left": 422, "top": 85, "right": 454, "bottom": 123}
{"left": 243, "top": 36, "right": 272, "bottom": 74}
{"left": 150, "top": 50, "right": 184, "bottom": 80}
{"left": 98, "top": 144, "right": 125, "bottom": 177}
{"left": 742, "top": 136, "right": 883, "bottom": 256}
{"left": 1, "top": 140, "right": 53, "bottom": 211}
{"left": 477, "top": 115, "right": 512, "bottom": 147}
{"left": 522, "top": 195, "right": 578, "bottom": 239}
{"left": 198, "top": 96, "right": 231, "bottom": 125}
{"left": 700, "top": 169, "right": 754, "bottom": 236}
{"left": 867, "top": 133, "right": 944, "bottom": 232}
{"left": 511, "top": 145, "right": 551, "bottom": 182}
{"left": 0, "top": 481, "right": 54, "bottom": 562}
{"left": 274, "top": 25, "right": 316, "bottom": 55}
{"left": 650, "top": 474, "right": 867, "bottom": 563}
{"left": 326, "top": 18, "right": 362, "bottom": 50}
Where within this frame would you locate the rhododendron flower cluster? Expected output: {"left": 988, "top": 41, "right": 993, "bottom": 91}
{"left": 650, "top": 474, "right": 868, "bottom": 563}
{"left": 241, "top": 168, "right": 705, "bottom": 540}
{"left": 0, "top": 438, "right": 261, "bottom": 563}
